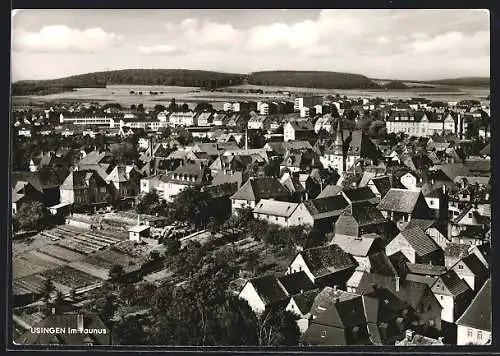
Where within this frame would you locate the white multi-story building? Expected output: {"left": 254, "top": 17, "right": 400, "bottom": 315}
{"left": 385, "top": 111, "right": 458, "bottom": 137}
{"left": 59, "top": 114, "right": 117, "bottom": 128}
{"left": 294, "top": 96, "right": 322, "bottom": 111}
{"left": 168, "top": 111, "right": 198, "bottom": 127}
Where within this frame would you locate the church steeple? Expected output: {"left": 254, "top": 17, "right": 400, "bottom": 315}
{"left": 334, "top": 118, "right": 344, "bottom": 155}
{"left": 332, "top": 118, "right": 346, "bottom": 174}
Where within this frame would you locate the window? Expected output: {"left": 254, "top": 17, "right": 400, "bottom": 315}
{"left": 468, "top": 212, "right": 473, "bottom": 218}
{"left": 430, "top": 200, "right": 434, "bottom": 206}
{"left": 321, "top": 330, "right": 327, "bottom": 338}
{"left": 458, "top": 264, "right": 464, "bottom": 270}
{"left": 477, "top": 331, "right": 483, "bottom": 340}
{"left": 440, "top": 295, "right": 444, "bottom": 300}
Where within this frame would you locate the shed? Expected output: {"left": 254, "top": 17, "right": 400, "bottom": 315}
{"left": 128, "top": 225, "right": 150, "bottom": 241}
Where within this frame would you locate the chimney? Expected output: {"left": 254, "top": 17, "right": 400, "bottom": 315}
{"left": 77, "top": 313, "right": 85, "bottom": 332}
{"left": 395, "top": 276, "right": 400, "bottom": 292}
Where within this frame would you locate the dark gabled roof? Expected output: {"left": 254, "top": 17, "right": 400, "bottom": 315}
{"left": 399, "top": 227, "right": 441, "bottom": 257}
{"left": 459, "top": 254, "right": 488, "bottom": 277}
{"left": 290, "top": 289, "right": 321, "bottom": 315}
{"left": 368, "top": 251, "right": 398, "bottom": 277}
{"left": 300, "top": 244, "right": 357, "bottom": 278}
{"left": 248, "top": 274, "right": 289, "bottom": 305}
{"left": 60, "top": 170, "right": 106, "bottom": 190}
{"left": 342, "top": 187, "right": 377, "bottom": 203}
{"left": 406, "top": 263, "right": 446, "bottom": 276}
{"left": 316, "top": 185, "right": 343, "bottom": 198}
{"left": 309, "top": 287, "right": 363, "bottom": 328}
{"left": 302, "top": 195, "right": 350, "bottom": 220}
{"left": 230, "top": 177, "right": 289, "bottom": 201}
{"left": 15, "top": 313, "right": 110, "bottom": 345}
{"left": 355, "top": 273, "right": 430, "bottom": 311}
{"left": 162, "top": 163, "right": 211, "bottom": 186}
{"left": 404, "top": 218, "right": 436, "bottom": 232}
{"left": 287, "top": 120, "right": 314, "bottom": 131}
{"left": 12, "top": 169, "right": 68, "bottom": 192}
{"left": 370, "top": 176, "right": 392, "bottom": 198}
{"left": 278, "top": 271, "right": 315, "bottom": 295}
{"left": 433, "top": 270, "right": 470, "bottom": 297}
{"left": 377, "top": 189, "right": 423, "bottom": 213}
{"left": 341, "top": 201, "right": 386, "bottom": 226}
{"left": 456, "top": 279, "right": 491, "bottom": 331}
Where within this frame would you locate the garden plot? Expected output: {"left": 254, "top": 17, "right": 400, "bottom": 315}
{"left": 12, "top": 254, "right": 60, "bottom": 279}
{"left": 13, "top": 274, "right": 46, "bottom": 295}
{"left": 54, "top": 230, "right": 123, "bottom": 255}
{"left": 37, "top": 245, "right": 87, "bottom": 263}
{"left": 85, "top": 248, "right": 145, "bottom": 273}
{"left": 42, "top": 266, "right": 101, "bottom": 290}
{"left": 69, "top": 261, "right": 110, "bottom": 280}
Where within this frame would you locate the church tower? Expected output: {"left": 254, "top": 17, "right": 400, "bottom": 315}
{"left": 332, "top": 118, "right": 345, "bottom": 174}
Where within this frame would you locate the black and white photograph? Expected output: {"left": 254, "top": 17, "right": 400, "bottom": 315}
{"left": 10, "top": 9, "right": 491, "bottom": 347}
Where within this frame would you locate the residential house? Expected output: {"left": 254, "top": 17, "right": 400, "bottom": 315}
{"left": 247, "top": 115, "right": 270, "bottom": 130}
{"left": 302, "top": 287, "right": 373, "bottom": 346}
{"left": 451, "top": 254, "right": 488, "bottom": 292}
{"left": 286, "top": 244, "right": 358, "bottom": 288}
{"left": 230, "top": 177, "right": 290, "bottom": 214}
{"left": 59, "top": 169, "right": 112, "bottom": 208}
{"left": 105, "top": 165, "right": 142, "bottom": 200}
{"left": 354, "top": 273, "right": 443, "bottom": 332}
{"left": 403, "top": 219, "right": 449, "bottom": 249}
{"left": 238, "top": 274, "right": 289, "bottom": 314}
{"left": 252, "top": 199, "right": 299, "bottom": 227}
{"left": 314, "top": 115, "right": 335, "bottom": 133}
{"left": 12, "top": 169, "right": 67, "bottom": 208}
{"left": 139, "top": 175, "right": 164, "bottom": 196}
{"left": 168, "top": 111, "right": 197, "bottom": 127}
{"left": 431, "top": 270, "right": 472, "bottom": 323}
{"left": 287, "top": 195, "right": 349, "bottom": 233}
{"left": 456, "top": 279, "right": 491, "bottom": 345}
{"left": 279, "top": 149, "right": 322, "bottom": 174}
{"left": 196, "top": 111, "right": 214, "bottom": 126}
{"left": 283, "top": 121, "right": 316, "bottom": 142}
{"left": 468, "top": 243, "right": 489, "bottom": 269}
{"left": 377, "top": 189, "right": 431, "bottom": 230}
{"left": 334, "top": 201, "right": 391, "bottom": 241}
{"left": 161, "top": 161, "right": 212, "bottom": 202}
{"left": 285, "top": 289, "right": 321, "bottom": 333}
{"left": 329, "top": 234, "right": 396, "bottom": 276}
{"left": 385, "top": 227, "right": 444, "bottom": 265}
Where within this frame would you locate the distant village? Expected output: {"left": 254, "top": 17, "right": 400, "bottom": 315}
{"left": 11, "top": 93, "right": 491, "bottom": 346}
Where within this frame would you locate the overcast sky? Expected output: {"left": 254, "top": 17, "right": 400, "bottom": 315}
{"left": 11, "top": 9, "right": 490, "bottom": 82}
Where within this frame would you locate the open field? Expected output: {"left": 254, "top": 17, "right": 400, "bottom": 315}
{"left": 11, "top": 84, "right": 489, "bottom": 111}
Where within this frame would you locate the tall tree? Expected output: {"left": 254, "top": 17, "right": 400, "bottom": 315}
{"left": 112, "top": 315, "right": 148, "bottom": 345}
